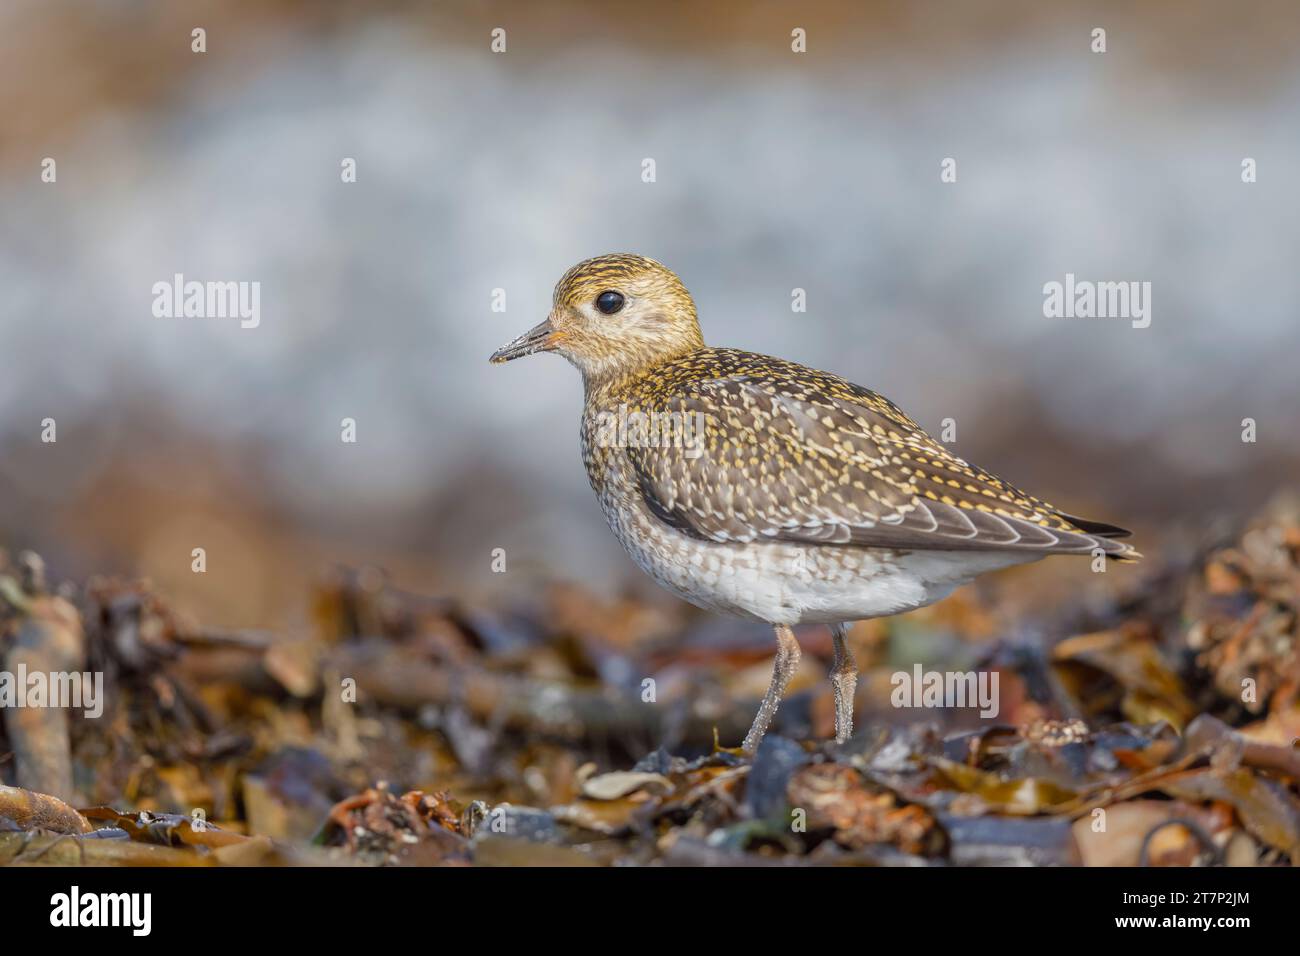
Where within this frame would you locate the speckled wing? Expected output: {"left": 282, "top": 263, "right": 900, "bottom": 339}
{"left": 623, "top": 370, "right": 1137, "bottom": 558}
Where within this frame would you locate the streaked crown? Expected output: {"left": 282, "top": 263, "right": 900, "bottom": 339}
{"left": 553, "top": 254, "right": 696, "bottom": 319}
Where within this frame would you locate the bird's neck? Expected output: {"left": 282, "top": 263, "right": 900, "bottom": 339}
{"left": 580, "top": 342, "right": 705, "bottom": 405}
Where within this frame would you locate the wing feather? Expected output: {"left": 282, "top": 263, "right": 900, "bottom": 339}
{"left": 619, "top": 361, "right": 1137, "bottom": 559}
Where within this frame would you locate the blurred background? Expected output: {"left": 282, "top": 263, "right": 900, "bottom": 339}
{"left": 1, "top": 0, "right": 1297, "bottom": 633}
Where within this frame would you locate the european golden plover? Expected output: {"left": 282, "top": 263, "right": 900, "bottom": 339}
{"left": 491, "top": 254, "right": 1137, "bottom": 751}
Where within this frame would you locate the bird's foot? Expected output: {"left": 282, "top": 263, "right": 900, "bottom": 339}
{"left": 830, "top": 670, "right": 857, "bottom": 744}
{"left": 829, "top": 623, "right": 858, "bottom": 745}
{"left": 742, "top": 624, "right": 801, "bottom": 753}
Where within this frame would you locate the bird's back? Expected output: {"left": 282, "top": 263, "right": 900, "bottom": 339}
{"left": 586, "top": 347, "right": 1138, "bottom": 560}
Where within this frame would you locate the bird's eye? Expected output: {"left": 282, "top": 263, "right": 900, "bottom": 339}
{"left": 596, "top": 290, "right": 625, "bottom": 315}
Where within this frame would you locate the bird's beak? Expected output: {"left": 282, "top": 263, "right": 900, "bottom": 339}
{"left": 489, "top": 317, "right": 563, "bottom": 364}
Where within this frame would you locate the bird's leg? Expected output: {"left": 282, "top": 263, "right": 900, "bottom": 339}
{"left": 829, "top": 623, "right": 858, "bottom": 744}
{"left": 742, "top": 624, "right": 802, "bottom": 753}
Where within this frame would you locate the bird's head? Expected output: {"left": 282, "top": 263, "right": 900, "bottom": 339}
{"left": 490, "top": 253, "right": 704, "bottom": 386}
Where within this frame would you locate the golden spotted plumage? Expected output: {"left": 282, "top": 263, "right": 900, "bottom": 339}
{"left": 492, "top": 252, "right": 1139, "bottom": 750}
{"left": 556, "top": 256, "right": 1137, "bottom": 560}
{"left": 594, "top": 353, "right": 1136, "bottom": 555}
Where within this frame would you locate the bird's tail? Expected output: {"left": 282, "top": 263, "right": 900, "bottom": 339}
{"left": 1054, "top": 511, "right": 1141, "bottom": 561}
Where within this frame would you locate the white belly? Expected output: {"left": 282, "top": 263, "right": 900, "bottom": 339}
{"left": 602, "top": 491, "right": 1035, "bottom": 626}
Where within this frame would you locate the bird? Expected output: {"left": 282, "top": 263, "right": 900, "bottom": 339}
{"left": 490, "top": 253, "right": 1138, "bottom": 752}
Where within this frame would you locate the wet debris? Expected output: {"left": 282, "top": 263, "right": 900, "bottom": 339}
{"left": 0, "top": 499, "right": 1298, "bottom": 866}
{"left": 321, "top": 785, "right": 470, "bottom": 866}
